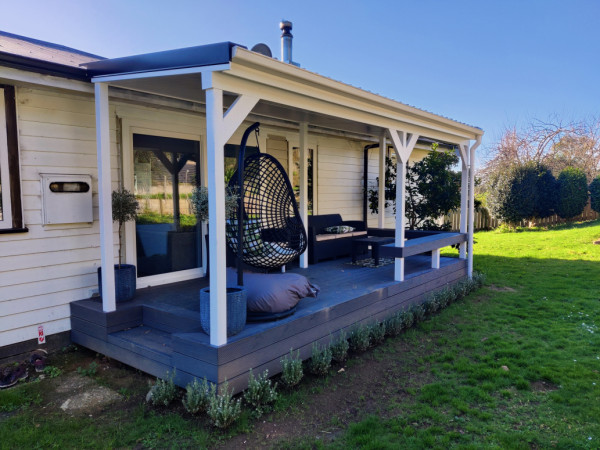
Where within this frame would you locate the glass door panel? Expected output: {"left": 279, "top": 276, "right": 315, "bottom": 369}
{"left": 133, "top": 134, "right": 201, "bottom": 277}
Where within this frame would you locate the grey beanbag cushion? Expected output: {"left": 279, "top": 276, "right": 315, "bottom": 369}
{"left": 226, "top": 268, "right": 319, "bottom": 313}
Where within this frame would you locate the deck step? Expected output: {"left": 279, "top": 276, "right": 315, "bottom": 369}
{"left": 108, "top": 326, "right": 173, "bottom": 366}
{"left": 143, "top": 301, "right": 203, "bottom": 334}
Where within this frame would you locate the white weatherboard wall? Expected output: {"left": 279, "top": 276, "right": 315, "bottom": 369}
{"left": 0, "top": 81, "right": 441, "bottom": 349}
{"left": 0, "top": 86, "right": 119, "bottom": 347}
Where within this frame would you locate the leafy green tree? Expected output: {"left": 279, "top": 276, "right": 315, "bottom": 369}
{"left": 556, "top": 167, "right": 588, "bottom": 219}
{"left": 368, "top": 144, "right": 460, "bottom": 230}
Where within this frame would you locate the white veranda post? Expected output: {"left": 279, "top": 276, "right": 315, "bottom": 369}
{"left": 377, "top": 133, "right": 387, "bottom": 228}
{"left": 457, "top": 142, "right": 470, "bottom": 259}
{"left": 467, "top": 137, "right": 481, "bottom": 278}
{"left": 94, "top": 82, "right": 116, "bottom": 312}
{"left": 387, "top": 129, "right": 419, "bottom": 282}
{"left": 203, "top": 72, "right": 258, "bottom": 346}
{"left": 299, "top": 122, "right": 309, "bottom": 268}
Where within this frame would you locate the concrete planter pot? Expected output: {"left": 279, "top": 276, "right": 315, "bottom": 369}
{"left": 199, "top": 286, "right": 247, "bottom": 337}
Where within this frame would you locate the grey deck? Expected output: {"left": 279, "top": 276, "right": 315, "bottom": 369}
{"left": 70, "top": 255, "right": 467, "bottom": 393}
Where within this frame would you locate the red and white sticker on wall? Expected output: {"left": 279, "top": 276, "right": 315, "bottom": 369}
{"left": 38, "top": 325, "right": 45, "bottom": 344}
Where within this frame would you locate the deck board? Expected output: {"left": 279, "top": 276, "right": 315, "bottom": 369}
{"left": 71, "top": 255, "right": 468, "bottom": 393}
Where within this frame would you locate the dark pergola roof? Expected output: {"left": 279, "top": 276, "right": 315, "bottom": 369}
{"left": 83, "top": 42, "right": 243, "bottom": 77}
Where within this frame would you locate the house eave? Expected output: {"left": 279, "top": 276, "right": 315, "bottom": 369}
{"left": 230, "top": 47, "right": 484, "bottom": 140}
{"left": 0, "top": 51, "right": 91, "bottom": 82}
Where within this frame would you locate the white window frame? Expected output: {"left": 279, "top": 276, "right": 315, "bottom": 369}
{"left": 121, "top": 117, "right": 205, "bottom": 288}
{"left": 0, "top": 89, "right": 13, "bottom": 229}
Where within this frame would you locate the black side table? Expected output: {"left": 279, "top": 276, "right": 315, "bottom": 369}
{"left": 351, "top": 236, "right": 395, "bottom": 266}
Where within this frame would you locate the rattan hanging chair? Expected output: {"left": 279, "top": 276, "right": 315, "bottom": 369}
{"left": 226, "top": 122, "right": 307, "bottom": 284}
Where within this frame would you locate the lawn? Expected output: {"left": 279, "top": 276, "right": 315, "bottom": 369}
{"left": 1, "top": 221, "right": 599, "bottom": 449}
{"left": 324, "top": 221, "right": 600, "bottom": 449}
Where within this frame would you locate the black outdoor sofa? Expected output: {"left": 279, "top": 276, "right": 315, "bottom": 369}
{"left": 307, "top": 214, "right": 367, "bottom": 264}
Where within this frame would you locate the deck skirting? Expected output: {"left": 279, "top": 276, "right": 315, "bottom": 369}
{"left": 71, "top": 257, "right": 467, "bottom": 393}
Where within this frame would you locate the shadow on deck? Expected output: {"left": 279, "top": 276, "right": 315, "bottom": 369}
{"left": 70, "top": 255, "right": 467, "bottom": 393}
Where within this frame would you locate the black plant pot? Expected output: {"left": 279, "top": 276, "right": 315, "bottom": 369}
{"left": 97, "top": 264, "right": 137, "bottom": 303}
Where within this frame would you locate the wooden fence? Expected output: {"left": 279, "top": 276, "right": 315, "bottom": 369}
{"left": 444, "top": 202, "right": 599, "bottom": 231}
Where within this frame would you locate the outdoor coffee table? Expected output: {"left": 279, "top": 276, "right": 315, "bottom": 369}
{"left": 351, "top": 236, "right": 395, "bottom": 266}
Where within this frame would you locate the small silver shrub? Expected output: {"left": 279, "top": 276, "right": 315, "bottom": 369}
{"left": 411, "top": 303, "right": 426, "bottom": 323}
{"left": 385, "top": 312, "right": 404, "bottom": 337}
{"left": 401, "top": 308, "right": 415, "bottom": 328}
{"left": 207, "top": 381, "right": 241, "bottom": 429}
{"left": 308, "top": 342, "right": 332, "bottom": 376}
{"left": 369, "top": 321, "right": 386, "bottom": 345}
{"left": 150, "top": 370, "right": 178, "bottom": 407}
{"left": 348, "top": 324, "right": 371, "bottom": 353}
{"left": 244, "top": 369, "right": 278, "bottom": 418}
{"left": 280, "top": 349, "right": 303, "bottom": 388}
{"left": 183, "top": 377, "right": 214, "bottom": 414}
{"left": 331, "top": 330, "right": 350, "bottom": 363}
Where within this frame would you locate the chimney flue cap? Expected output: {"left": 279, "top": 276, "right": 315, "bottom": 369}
{"left": 280, "top": 20, "right": 293, "bottom": 37}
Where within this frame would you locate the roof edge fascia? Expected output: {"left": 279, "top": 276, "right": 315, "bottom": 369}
{"left": 230, "top": 46, "right": 483, "bottom": 139}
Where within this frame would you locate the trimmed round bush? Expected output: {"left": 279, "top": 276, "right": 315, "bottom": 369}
{"left": 535, "top": 165, "right": 558, "bottom": 218}
{"left": 487, "top": 164, "right": 537, "bottom": 224}
{"left": 556, "top": 167, "right": 588, "bottom": 219}
{"left": 590, "top": 176, "right": 600, "bottom": 213}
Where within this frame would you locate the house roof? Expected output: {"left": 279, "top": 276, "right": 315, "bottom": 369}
{"left": 0, "top": 30, "right": 102, "bottom": 81}
{"left": 84, "top": 42, "right": 238, "bottom": 77}
{"left": 83, "top": 43, "right": 482, "bottom": 138}
{"left": 0, "top": 30, "right": 103, "bottom": 67}
{"left": 0, "top": 31, "right": 482, "bottom": 141}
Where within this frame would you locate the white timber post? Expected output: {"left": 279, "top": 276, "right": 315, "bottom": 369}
{"left": 204, "top": 84, "right": 228, "bottom": 347}
{"left": 388, "top": 129, "right": 419, "bottom": 282}
{"left": 377, "top": 133, "right": 386, "bottom": 228}
{"left": 395, "top": 159, "right": 407, "bottom": 281}
{"left": 467, "top": 137, "right": 481, "bottom": 278}
{"left": 203, "top": 72, "right": 259, "bottom": 346}
{"left": 94, "top": 82, "right": 116, "bottom": 312}
{"left": 299, "top": 122, "right": 309, "bottom": 268}
{"left": 457, "top": 143, "right": 469, "bottom": 259}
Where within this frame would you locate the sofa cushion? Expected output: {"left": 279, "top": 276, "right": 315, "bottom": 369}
{"left": 315, "top": 234, "right": 338, "bottom": 242}
{"left": 324, "top": 225, "right": 355, "bottom": 234}
{"left": 308, "top": 214, "right": 343, "bottom": 234}
{"left": 350, "top": 230, "right": 368, "bottom": 237}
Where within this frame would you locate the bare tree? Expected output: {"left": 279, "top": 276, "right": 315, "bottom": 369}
{"left": 480, "top": 117, "right": 600, "bottom": 185}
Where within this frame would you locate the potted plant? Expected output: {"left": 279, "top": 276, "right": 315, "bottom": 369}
{"left": 97, "top": 189, "right": 139, "bottom": 302}
{"left": 191, "top": 186, "right": 247, "bottom": 337}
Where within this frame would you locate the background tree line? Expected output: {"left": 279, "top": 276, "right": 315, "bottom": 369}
{"left": 480, "top": 117, "right": 600, "bottom": 226}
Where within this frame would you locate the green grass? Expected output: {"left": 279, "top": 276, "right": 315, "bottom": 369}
{"left": 2, "top": 221, "right": 599, "bottom": 448}
{"left": 322, "top": 220, "right": 600, "bottom": 449}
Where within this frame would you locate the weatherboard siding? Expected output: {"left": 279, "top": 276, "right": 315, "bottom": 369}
{"left": 0, "top": 83, "right": 435, "bottom": 349}
{"left": 0, "top": 86, "right": 119, "bottom": 347}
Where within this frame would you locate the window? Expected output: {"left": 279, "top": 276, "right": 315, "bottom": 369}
{"left": 0, "top": 85, "right": 24, "bottom": 232}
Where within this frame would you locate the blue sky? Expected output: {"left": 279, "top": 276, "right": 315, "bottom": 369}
{"left": 1, "top": 0, "right": 598, "bottom": 161}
